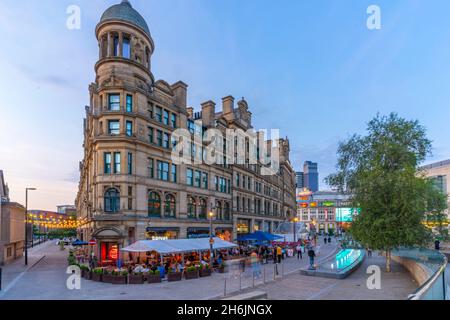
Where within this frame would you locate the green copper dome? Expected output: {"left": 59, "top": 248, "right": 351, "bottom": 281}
{"left": 100, "top": 0, "right": 151, "bottom": 37}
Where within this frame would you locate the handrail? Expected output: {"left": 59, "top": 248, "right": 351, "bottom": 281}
{"left": 407, "top": 253, "right": 447, "bottom": 300}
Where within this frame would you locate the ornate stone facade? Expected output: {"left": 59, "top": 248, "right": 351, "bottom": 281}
{"left": 75, "top": 1, "right": 296, "bottom": 262}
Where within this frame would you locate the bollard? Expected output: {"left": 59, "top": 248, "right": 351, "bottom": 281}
{"left": 263, "top": 267, "right": 266, "bottom": 284}
{"left": 224, "top": 278, "right": 227, "bottom": 297}
{"left": 0, "top": 267, "right": 2, "bottom": 291}
{"left": 252, "top": 271, "right": 255, "bottom": 288}
{"left": 239, "top": 272, "right": 242, "bottom": 291}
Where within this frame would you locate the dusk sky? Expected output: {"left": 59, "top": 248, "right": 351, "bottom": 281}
{"left": 2, "top": 0, "right": 450, "bottom": 211}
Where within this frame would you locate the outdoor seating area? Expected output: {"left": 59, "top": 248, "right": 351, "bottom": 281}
{"left": 73, "top": 238, "right": 238, "bottom": 285}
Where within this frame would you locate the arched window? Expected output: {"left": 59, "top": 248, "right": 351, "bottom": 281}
{"left": 164, "top": 194, "right": 176, "bottom": 218}
{"left": 199, "top": 198, "right": 207, "bottom": 219}
{"left": 224, "top": 202, "right": 231, "bottom": 221}
{"left": 187, "top": 196, "right": 196, "bottom": 219}
{"left": 104, "top": 188, "right": 120, "bottom": 213}
{"left": 216, "top": 201, "right": 223, "bottom": 220}
{"left": 148, "top": 192, "right": 161, "bottom": 217}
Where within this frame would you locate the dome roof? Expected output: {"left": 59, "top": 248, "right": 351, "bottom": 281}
{"left": 99, "top": 0, "right": 151, "bottom": 37}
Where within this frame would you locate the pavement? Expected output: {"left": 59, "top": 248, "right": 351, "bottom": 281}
{"left": 0, "top": 237, "right": 416, "bottom": 300}
{"left": 234, "top": 252, "right": 417, "bottom": 300}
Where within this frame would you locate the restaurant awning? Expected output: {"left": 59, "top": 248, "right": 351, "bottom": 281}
{"left": 121, "top": 237, "right": 238, "bottom": 254}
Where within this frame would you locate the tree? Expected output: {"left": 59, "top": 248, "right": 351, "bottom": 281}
{"left": 326, "top": 113, "right": 446, "bottom": 272}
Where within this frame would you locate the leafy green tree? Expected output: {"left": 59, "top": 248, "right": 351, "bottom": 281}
{"left": 326, "top": 113, "right": 447, "bottom": 271}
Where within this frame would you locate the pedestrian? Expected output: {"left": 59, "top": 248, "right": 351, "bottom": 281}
{"left": 307, "top": 247, "right": 316, "bottom": 270}
{"left": 296, "top": 243, "right": 303, "bottom": 259}
{"left": 367, "top": 248, "right": 372, "bottom": 258}
{"left": 324, "top": 237, "right": 327, "bottom": 245}
{"left": 435, "top": 239, "right": 440, "bottom": 251}
{"left": 276, "top": 245, "right": 282, "bottom": 264}
{"left": 328, "top": 236, "right": 331, "bottom": 244}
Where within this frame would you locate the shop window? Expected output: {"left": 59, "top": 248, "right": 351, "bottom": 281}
{"left": 148, "top": 192, "right": 161, "bottom": 217}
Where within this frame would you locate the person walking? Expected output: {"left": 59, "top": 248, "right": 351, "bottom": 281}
{"left": 328, "top": 235, "right": 331, "bottom": 244}
{"left": 307, "top": 246, "right": 316, "bottom": 270}
{"left": 276, "top": 245, "right": 282, "bottom": 264}
{"left": 367, "top": 248, "right": 372, "bottom": 258}
{"left": 296, "top": 243, "right": 303, "bottom": 259}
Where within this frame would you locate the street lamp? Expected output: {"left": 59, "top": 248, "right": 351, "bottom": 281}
{"left": 293, "top": 217, "right": 299, "bottom": 243}
{"left": 209, "top": 211, "right": 215, "bottom": 266}
{"left": 25, "top": 187, "right": 36, "bottom": 266}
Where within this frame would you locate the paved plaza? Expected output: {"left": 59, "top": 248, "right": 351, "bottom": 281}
{"left": 0, "top": 237, "right": 419, "bottom": 300}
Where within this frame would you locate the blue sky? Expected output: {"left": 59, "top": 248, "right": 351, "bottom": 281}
{"left": 2, "top": 0, "right": 450, "bottom": 210}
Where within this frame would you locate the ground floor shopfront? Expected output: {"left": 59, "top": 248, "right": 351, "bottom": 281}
{"left": 304, "top": 221, "right": 337, "bottom": 234}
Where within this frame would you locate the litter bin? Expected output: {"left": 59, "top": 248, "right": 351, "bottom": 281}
{"left": 157, "top": 266, "right": 165, "bottom": 279}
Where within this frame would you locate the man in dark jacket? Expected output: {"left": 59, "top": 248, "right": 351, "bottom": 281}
{"left": 308, "top": 247, "right": 316, "bottom": 270}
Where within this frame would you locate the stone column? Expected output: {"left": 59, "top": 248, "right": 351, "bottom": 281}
{"left": 107, "top": 32, "right": 112, "bottom": 57}
{"left": 119, "top": 32, "right": 123, "bottom": 57}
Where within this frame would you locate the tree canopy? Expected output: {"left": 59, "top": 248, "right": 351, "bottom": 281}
{"left": 326, "top": 113, "right": 447, "bottom": 271}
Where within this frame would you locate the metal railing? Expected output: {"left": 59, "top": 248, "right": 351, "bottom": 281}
{"left": 392, "top": 248, "right": 448, "bottom": 300}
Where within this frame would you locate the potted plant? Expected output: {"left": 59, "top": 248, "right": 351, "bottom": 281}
{"left": 91, "top": 268, "right": 103, "bottom": 282}
{"left": 167, "top": 268, "right": 182, "bottom": 282}
{"left": 184, "top": 265, "right": 199, "bottom": 280}
{"left": 199, "top": 264, "right": 212, "bottom": 277}
{"left": 80, "top": 265, "right": 91, "bottom": 280}
{"left": 217, "top": 263, "right": 225, "bottom": 273}
{"left": 146, "top": 269, "right": 161, "bottom": 284}
{"left": 128, "top": 272, "right": 144, "bottom": 284}
{"left": 103, "top": 270, "right": 128, "bottom": 285}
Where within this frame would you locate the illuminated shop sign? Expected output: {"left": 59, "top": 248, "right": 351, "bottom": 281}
{"left": 321, "top": 201, "right": 335, "bottom": 207}
{"left": 335, "top": 208, "right": 361, "bottom": 222}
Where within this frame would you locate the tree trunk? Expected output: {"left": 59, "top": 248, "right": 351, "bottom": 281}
{"left": 385, "top": 250, "right": 391, "bottom": 273}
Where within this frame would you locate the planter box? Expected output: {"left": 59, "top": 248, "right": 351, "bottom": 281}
{"left": 83, "top": 270, "right": 92, "bottom": 280}
{"left": 146, "top": 274, "right": 162, "bottom": 284}
{"left": 91, "top": 273, "right": 102, "bottom": 282}
{"left": 128, "top": 274, "right": 144, "bottom": 284}
{"left": 199, "top": 269, "right": 212, "bottom": 277}
{"left": 167, "top": 272, "right": 182, "bottom": 282}
{"left": 184, "top": 270, "right": 199, "bottom": 280}
{"left": 102, "top": 274, "right": 127, "bottom": 285}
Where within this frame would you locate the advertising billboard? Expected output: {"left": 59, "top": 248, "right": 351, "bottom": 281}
{"left": 335, "top": 208, "right": 361, "bottom": 222}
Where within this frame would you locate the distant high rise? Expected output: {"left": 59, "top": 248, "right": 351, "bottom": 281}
{"left": 303, "top": 161, "right": 319, "bottom": 192}
{"left": 295, "top": 172, "right": 304, "bottom": 188}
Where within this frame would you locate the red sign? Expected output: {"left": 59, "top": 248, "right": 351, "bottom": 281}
{"left": 89, "top": 239, "right": 96, "bottom": 246}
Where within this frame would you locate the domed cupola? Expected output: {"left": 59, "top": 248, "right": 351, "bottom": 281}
{"left": 99, "top": 0, "right": 151, "bottom": 39}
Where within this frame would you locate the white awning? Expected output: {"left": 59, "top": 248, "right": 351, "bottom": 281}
{"left": 121, "top": 237, "right": 238, "bottom": 254}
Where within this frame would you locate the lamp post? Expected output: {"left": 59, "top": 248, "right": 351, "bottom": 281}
{"left": 209, "top": 211, "right": 215, "bottom": 266}
{"left": 25, "top": 187, "right": 36, "bottom": 266}
{"left": 293, "top": 217, "right": 299, "bottom": 244}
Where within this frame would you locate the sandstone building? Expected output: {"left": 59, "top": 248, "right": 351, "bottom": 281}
{"left": 75, "top": 0, "right": 296, "bottom": 263}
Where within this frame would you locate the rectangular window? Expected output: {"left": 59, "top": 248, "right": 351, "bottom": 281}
{"left": 187, "top": 168, "right": 193, "bottom": 186}
{"left": 113, "top": 36, "right": 119, "bottom": 56}
{"left": 126, "top": 94, "right": 133, "bottom": 112}
{"left": 188, "top": 120, "right": 195, "bottom": 134}
{"left": 126, "top": 121, "right": 133, "bottom": 136}
{"left": 155, "top": 106, "right": 162, "bottom": 122}
{"left": 148, "top": 127, "right": 153, "bottom": 143}
{"left": 163, "top": 110, "right": 169, "bottom": 125}
{"left": 228, "top": 179, "right": 231, "bottom": 194}
{"left": 163, "top": 133, "right": 170, "bottom": 149}
{"left": 128, "top": 186, "right": 132, "bottom": 210}
{"left": 127, "top": 153, "right": 132, "bottom": 174}
{"left": 248, "top": 177, "right": 251, "bottom": 190}
{"left": 148, "top": 158, "right": 154, "bottom": 178}
{"left": 215, "top": 176, "right": 219, "bottom": 191}
{"left": 171, "top": 164, "right": 177, "bottom": 183}
{"left": 123, "top": 37, "right": 131, "bottom": 59}
{"left": 202, "top": 172, "right": 208, "bottom": 189}
{"left": 108, "top": 94, "right": 120, "bottom": 111}
{"left": 236, "top": 174, "right": 240, "bottom": 187}
{"left": 157, "top": 161, "right": 169, "bottom": 181}
{"left": 157, "top": 130, "right": 163, "bottom": 146}
{"left": 104, "top": 152, "right": 111, "bottom": 174}
{"left": 108, "top": 120, "right": 120, "bottom": 135}
{"left": 114, "top": 152, "right": 121, "bottom": 174}
{"left": 194, "top": 170, "right": 201, "bottom": 188}
{"left": 171, "top": 114, "right": 177, "bottom": 128}
{"left": 148, "top": 103, "right": 154, "bottom": 119}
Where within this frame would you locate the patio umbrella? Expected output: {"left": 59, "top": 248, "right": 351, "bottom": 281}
{"left": 72, "top": 239, "right": 89, "bottom": 246}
